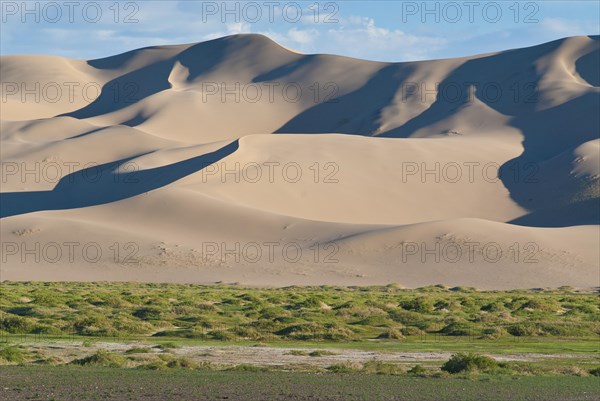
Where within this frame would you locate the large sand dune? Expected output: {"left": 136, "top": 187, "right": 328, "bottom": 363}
{"left": 1, "top": 34, "right": 598, "bottom": 288}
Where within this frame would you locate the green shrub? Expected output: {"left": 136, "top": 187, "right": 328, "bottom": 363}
{"left": 441, "top": 322, "right": 474, "bottom": 336}
{"left": 323, "top": 326, "right": 355, "bottom": 341}
{"left": 167, "top": 357, "right": 198, "bottom": 369}
{"left": 362, "top": 361, "right": 404, "bottom": 375}
{"left": 6, "top": 306, "right": 38, "bottom": 317}
{"left": 481, "top": 327, "right": 507, "bottom": 339}
{"left": 227, "top": 364, "right": 268, "bottom": 372}
{"left": 154, "top": 342, "right": 180, "bottom": 350}
{"left": 388, "top": 310, "right": 429, "bottom": 328}
{"left": 538, "top": 323, "right": 589, "bottom": 337}
{"left": 377, "top": 327, "right": 405, "bottom": 339}
{"left": 401, "top": 326, "right": 425, "bottom": 336}
{"left": 589, "top": 367, "right": 600, "bottom": 377}
{"left": 295, "top": 296, "right": 322, "bottom": 309}
{"left": 132, "top": 307, "right": 163, "bottom": 320}
{"left": 0, "top": 346, "right": 25, "bottom": 363}
{"left": 287, "top": 350, "right": 309, "bottom": 356}
{"left": 353, "top": 315, "right": 393, "bottom": 327}
{"left": 0, "top": 315, "right": 35, "bottom": 333}
{"left": 326, "top": 362, "right": 362, "bottom": 373}
{"left": 31, "top": 324, "right": 61, "bottom": 335}
{"left": 449, "top": 286, "right": 477, "bottom": 293}
{"left": 71, "top": 350, "right": 127, "bottom": 368}
{"left": 507, "top": 323, "right": 539, "bottom": 337}
{"left": 157, "top": 354, "right": 174, "bottom": 362}
{"left": 209, "top": 330, "right": 236, "bottom": 341}
{"left": 233, "top": 326, "right": 264, "bottom": 340}
{"left": 277, "top": 322, "right": 354, "bottom": 341}
{"left": 481, "top": 302, "right": 506, "bottom": 312}
{"left": 408, "top": 364, "right": 427, "bottom": 376}
{"left": 336, "top": 305, "right": 387, "bottom": 319}
{"left": 441, "top": 353, "right": 498, "bottom": 374}
{"left": 259, "top": 307, "right": 290, "bottom": 320}
{"left": 152, "top": 329, "right": 198, "bottom": 338}
{"left": 112, "top": 319, "right": 152, "bottom": 335}
{"left": 399, "top": 297, "right": 433, "bottom": 313}
{"left": 519, "top": 299, "right": 559, "bottom": 312}
{"left": 434, "top": 300, "right": 451, "bottom": 310}
{"left": 276, "top": 322, "right": 323, "bottom": 340}
{"left": 138, "top": 361, "right": 168, "bottom": 370}
{"left": 32, "top": 291, "right": 61, "bottom": 306}
{"left": 73, "top": 315, "right": 117, "bottom": 336}
{"left": 194, "top": 302, "right": 220, "bottom": 312}
{"left": 125, "top": 347, "right": 152, "bottom": 354}
{"left": 308, "top": 350, "right": 337, "bottom": 357}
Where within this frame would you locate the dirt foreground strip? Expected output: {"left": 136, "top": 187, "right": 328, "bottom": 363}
{"left": 3, "top": 365, "right": 600, "bottom": 401}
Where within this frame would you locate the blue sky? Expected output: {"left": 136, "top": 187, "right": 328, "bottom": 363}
{"left": 1, "top": 1, "right": 599, "bottom": 61}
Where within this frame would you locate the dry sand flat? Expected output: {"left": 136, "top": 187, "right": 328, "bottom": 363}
{"left": 21, "top": 341, "right": 595, "bottom": 369}
{"left": 0, "top": 34, "right": 598, "bottom": 288}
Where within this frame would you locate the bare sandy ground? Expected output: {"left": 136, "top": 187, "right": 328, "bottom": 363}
{"left": 20, "top": 340, "right": 597, "bottom": 369}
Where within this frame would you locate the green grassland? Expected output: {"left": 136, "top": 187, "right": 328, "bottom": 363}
{"left": 1, "top": 282, "right": 599, "bottom": 374}
{"left": 1, "top": 282, "right": 599, "bottom": 400}
{"left": 2, "top": 282, "right": 598, "bottom": 342}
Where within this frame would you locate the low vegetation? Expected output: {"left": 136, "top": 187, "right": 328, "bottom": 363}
{"left": 1, "top": 282, "right": 598, "bottom": 343}
{"left": 0, "top": 346, "right": 26, "bottom": 364}
{"left": 441, "top": 353, "right": 499, "bottom": 373}
{"left": 71, "top": 350, "right": 128, "bottom": 368}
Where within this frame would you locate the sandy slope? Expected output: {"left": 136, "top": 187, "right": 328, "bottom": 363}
{"left": 1, "top": 34, "right": 598, "bottom": 288}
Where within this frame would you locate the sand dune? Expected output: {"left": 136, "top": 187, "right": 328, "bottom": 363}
{"left": 1, "top": 34, "right": 598, "bottom": 288}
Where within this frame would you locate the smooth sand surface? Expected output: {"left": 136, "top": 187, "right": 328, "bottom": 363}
{"left": 1, "top": 34, "right": 598, "bottom": 288}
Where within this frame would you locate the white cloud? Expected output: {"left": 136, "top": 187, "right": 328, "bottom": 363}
{"left": 287, "top": 28, "right": 319, "bottom": 46}
{"left": 226, "top": 22, "right": 252, "bottom": 35}
{"left": 322, "top": 16, "right": 448, "bottom": 61}
{"left": 541, "top": 18, "right": 597, "bottom": 36}
{"left": 248, "top": 16, "right": 447, "bottom": 61}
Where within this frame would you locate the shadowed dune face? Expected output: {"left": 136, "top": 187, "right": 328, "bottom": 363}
{"left": 0, "top": 34, "right": 598, "bottom": 288}
{"left": 0, "top": 141, "right": 239, "bottom": 218}
{"left": 575, "top": 36, "right": 600, "bottom": 87}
